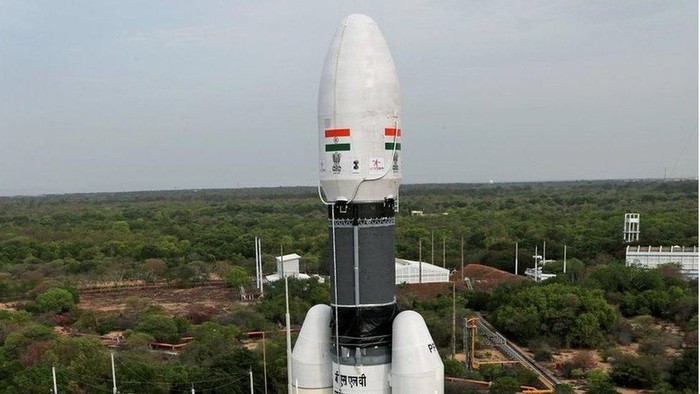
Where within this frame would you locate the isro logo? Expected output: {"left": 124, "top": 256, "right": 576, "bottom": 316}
{"left": 369, "top": 157, "right": 385, "bottom": 175}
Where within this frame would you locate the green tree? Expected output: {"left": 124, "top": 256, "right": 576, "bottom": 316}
{"left": 2, "top": 323, "right": 55, "bottom": 359}
{"left": 180, "top": 322, "right": 241, "bottom": 367}
{"left": 668, "top": 348, "right": 698, "bottom": 392}
{"left": 443, "top": 357, "right": 466, "bottom": 378}
{"left": 34, "top": 288, "right": 75, "bottom": 313}
{"left": 122, "top": 330, "right": 155, "bottom": 350}
{"left": 136, "top": 314, "right": 179, "bottom": 343}
{"left": 224, "top": 266, "right": 251, "bottom": 288}
{"left": 585, "top": 370, "right": 618, "bottom": 394}
{"left": 43, "top": 336, "right": 112, "bottom": 392}
{"left": 569, "top": 313, "right": 603, "bottom": 348}
{"left": 610, "top": 354, "right": 664, "bottom": 389}
{"left": 489, "top": 376, "right": 519, "bottom": 394}
{"left": 3, "top": 364, "right": 54, "bottom": 394}
{"left": 554, "top": 383, "right": 575, "bottom": 394}
{"left": 491, "top": 305, "right": 540, "bottom": 341}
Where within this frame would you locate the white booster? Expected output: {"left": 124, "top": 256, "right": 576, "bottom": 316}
{"left": 391, "top": 311, "right": 444, "bottom": 393}
{"left": 291, "top": 304, "right": 333, "bottom": 393}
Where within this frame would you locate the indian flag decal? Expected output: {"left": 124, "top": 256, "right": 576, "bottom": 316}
{"left": 325, "top": 128, "right": 351, "bottom": 152}
{"left": 384, "top": 128, "right": 401, "bottom": 150}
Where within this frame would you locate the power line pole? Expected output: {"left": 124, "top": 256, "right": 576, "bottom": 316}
{"left": 285, "top": 275, "right": 293, "bottom": 394}
{"left": 52, "top": 366, "right": 58, "bottom": 394}
{"left": 249, "top": 367, "right": 254, "bottom": 394}
{"left": 543, "top": 241, "right": 546, "bottom": 262}
{"left": 534, "top": 246, "right": 540, "bottom": 282}
{"left": 263, "top": 331, "right": 268, "bottom": 394}
{"left": 442, "top": 236, "right": 446, "bottom": 268}
{"left": 460, "top": 237, "right": 464, "bottom": 278}
{"left": 418, "top": 239, "right": 422, "bottom": 284}
{"left": 451, "top": 283, "right": 456, "bottom": 358}
{"left": 111, "top": 352, "right": 117, "bottom": 394}
{"left": 259, "top": 238, "right": 264, "bottom": 297}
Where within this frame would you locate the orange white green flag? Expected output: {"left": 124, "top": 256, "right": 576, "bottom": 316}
{"left": 325, "top": 129, "right": 351, "bottom": 151}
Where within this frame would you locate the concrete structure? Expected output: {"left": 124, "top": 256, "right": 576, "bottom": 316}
{"left": 625, "top": 245, "right": 698, "bottom": 279}
{"left": 395, "top": 258, "right": 450, "bottom": 284}
{"left": 266, "top": 253, "right": 316, "bottom": 282}
{"left": 523, "top": 267, "right": 557, "bottom": 282}
{"left": 275, "top": 253, "right": 301, "bottom": 277}
{"left": 623, "top": 213, "right": 640, "bottom": 243}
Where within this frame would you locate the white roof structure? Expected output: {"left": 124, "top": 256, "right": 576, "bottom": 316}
{"left": 275, "top": 253, "right": 302, "bottom": 262}
{"left": 266, "top": 272, "right": 312, "bottom": 282}
{"left": 395, "top": 258, "right": 450, "bottom": 284}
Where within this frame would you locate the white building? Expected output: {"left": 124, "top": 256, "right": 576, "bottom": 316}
{"left": 395, "top": 258, "right": 450, "bottom": 284}
{"left": 625, "top": 245, "right": 698, "bottom": 279}
{"left": 276, "top": 253, "right": 301, "bottom": 277}
{"left": 266, "top": 253, "right": 313, "bottom": 282}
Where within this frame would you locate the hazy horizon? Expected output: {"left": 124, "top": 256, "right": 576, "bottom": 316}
{"left": 2, "top": 176, "right": 696, "bottom": 197}
{"left": 2, "top": 1, "right": 697, "bottom": 196}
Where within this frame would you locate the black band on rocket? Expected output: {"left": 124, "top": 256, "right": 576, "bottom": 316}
{"left": 331, "top": 303, "right": 399, "bottom": 347}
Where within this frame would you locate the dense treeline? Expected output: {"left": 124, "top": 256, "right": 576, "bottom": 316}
{"left": 0, "top": 180, "right": 696, "bottom": 297}
{"left": 0, "top": 180, "right": 697, "bottom": 392}
{"left": 0, "top": 296, "right": 290, "bottom": 393}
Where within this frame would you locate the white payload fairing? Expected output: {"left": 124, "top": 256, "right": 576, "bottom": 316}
{"left": 292, "top": 14, "right": 444, "bottom": 394}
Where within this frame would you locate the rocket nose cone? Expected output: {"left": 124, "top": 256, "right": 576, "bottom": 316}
{"left": 318, "top": 14, "right": 402, "bottom": 203}
{"left": 342, "top": 13, "right": 377, "bottom": 28}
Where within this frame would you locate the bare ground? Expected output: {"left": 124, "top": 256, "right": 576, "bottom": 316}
{"left": 77, "top": 283, "right": 238, "bottom": 315}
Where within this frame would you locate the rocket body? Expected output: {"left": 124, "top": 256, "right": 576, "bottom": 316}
{"left": 292, "top": 14, "right": 443, "bottom": 394}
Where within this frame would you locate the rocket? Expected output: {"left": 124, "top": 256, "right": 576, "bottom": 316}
{"left": 291, "top": 14, "right": 444, "bottom": 394}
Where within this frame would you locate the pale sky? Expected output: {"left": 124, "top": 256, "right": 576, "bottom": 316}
{"left": 1, "top": 1, "right": 697, "bottom": 195}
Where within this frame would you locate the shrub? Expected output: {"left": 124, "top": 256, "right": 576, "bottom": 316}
{"left": 224, "top": 266, "right": 250, "bottom": 288}
{"left": 529, "top": 340, "right": 553, "bottom": 362}
{"left": 489, "top": 376, "right": 519, "bottom": 394}
{"left": 135, "top": 314, "right": 179, "bottom": 343}
{"left": 553, "top": 383, "right": 575, "bottom": 394}
{"left": 34, "top": 288, "right": 75, "bottom": 313}
{"left": 609, "top": 319, "right": 634, "bottom": 345}
{"left": 534, "top": 347, "right": 553, "bottom": 362}
{"left": 122, "top": 330, "right": 155, "bottom": 349}
{"left": 585, "top": 370, "right": 617, "bottom": 394}
{"left": 570, "top": 350, "right": 598, "bottom": 371}
{"left": 443, "top": 357, "right": 466, "bottom": 378}
{"left": 610, "top": 354, "right": 664, "bottom": 389}
{"left": 668, "top": 348, "right": 698, "bottom": 392}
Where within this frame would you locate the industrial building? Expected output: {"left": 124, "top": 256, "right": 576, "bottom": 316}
{"left": 523, "top": 267, "right": 557, "bottom": 282}
{"left": 395, "top": 258, "right": 450, "bottom": 284}
{"left": 625, "top": 245, "right": 698, "bottom": 279}
{"left": 264, "top": 254, "right": 451, "bottom": 285}
{"left": 265, "top": 253, "right": 313, "bottom": 282}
